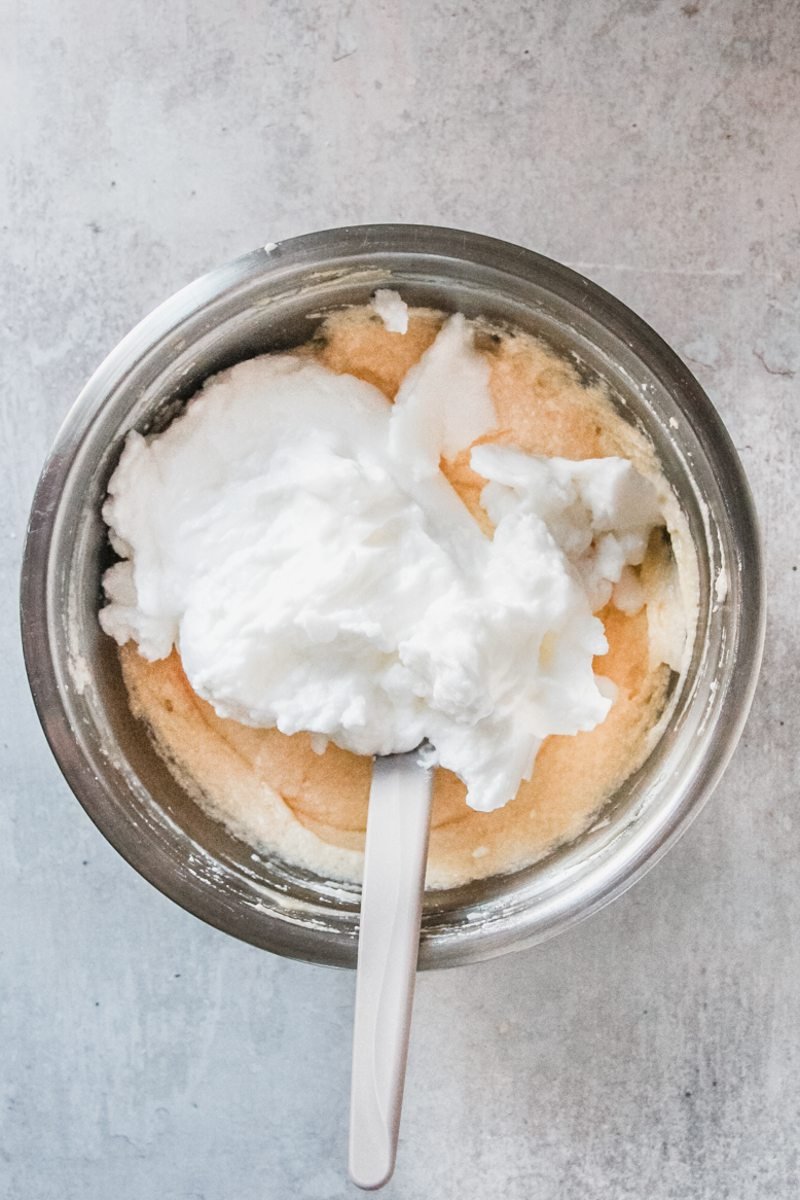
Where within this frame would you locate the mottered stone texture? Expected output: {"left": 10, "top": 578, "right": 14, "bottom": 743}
{"left": 2, "top": 2, "right": 798, "bottom": 1197}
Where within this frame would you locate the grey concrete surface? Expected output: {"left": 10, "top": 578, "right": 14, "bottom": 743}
{"left": 2, "top": 2, "right": 798, "bottom": 1197}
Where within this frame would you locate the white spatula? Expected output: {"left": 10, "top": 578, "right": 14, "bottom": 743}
{"left": 348, "top": 750, "right": 434, "bottom": 1190}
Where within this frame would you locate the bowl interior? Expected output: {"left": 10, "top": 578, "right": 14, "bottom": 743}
{"left": 23, "top": 228, "right": 761, "bottom": 968}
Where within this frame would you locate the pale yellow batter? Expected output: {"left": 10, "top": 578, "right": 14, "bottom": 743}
{"left": 118, "top": 306, "right": 692, "bottom": 889}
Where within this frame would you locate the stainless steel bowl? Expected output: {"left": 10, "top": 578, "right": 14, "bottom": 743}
{"left": 20, "top": 225, "right": 764, "bottom": 969}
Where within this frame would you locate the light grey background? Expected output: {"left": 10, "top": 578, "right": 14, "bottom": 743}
{"left": 3, "top": 2, "right": 798, "bottom": 1197}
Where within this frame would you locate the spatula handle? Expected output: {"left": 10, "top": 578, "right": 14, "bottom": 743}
{"left": 348, "top": 753, "right": 434, "bottom": 1190}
